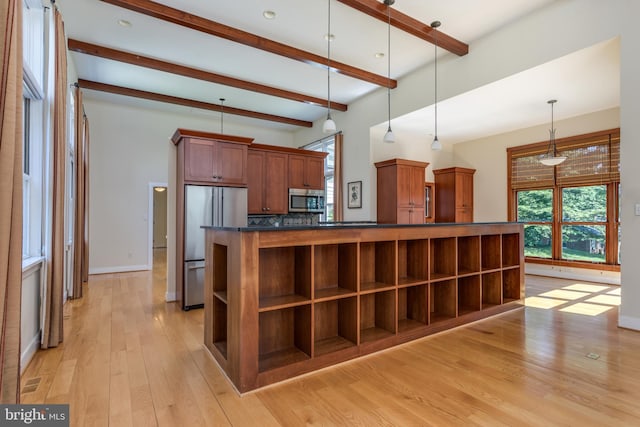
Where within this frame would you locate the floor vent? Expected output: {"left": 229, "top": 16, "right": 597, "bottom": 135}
{"left": 586, "top": 352, "right": 600, "bottom": 360}
{"left": 22, "top": 377, "right": 41, "bottom": 394}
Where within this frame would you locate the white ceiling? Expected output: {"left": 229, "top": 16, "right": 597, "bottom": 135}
{"left": 57, "top": 0, "right": 619, "bottom": 142}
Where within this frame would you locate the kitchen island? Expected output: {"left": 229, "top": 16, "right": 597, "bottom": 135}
{"left": 204, "top": 222, "right": 524, "bottom": 393}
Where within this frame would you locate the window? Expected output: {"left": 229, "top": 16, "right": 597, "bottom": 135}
{"left": 508, "top": 129, "right": 620, "bottom": 268}
{"left": 304, "top": 136, "right": 335, "bottom": 221}
{"left": 22, "top": 79, "right": 45, "bottom": 260}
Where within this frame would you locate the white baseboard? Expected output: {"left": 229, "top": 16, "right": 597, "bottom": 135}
{"left": 21, "top": 332, "right": 41, "bottom": 374}
{"left": 525, "top": 263, "right": 621, "bottom": 285}
{"left": 89, "top": 264, "right": 150, "bottom": 275}
{"left": 619, "top": 315, "right": 640, "bottom": 331}
{"left": 165, "top": 291, "right": 177, "bottom": 302}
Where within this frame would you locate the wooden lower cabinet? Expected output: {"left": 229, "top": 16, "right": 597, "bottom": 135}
{"left": 205, "top": 223, "right": 524, "bottom": 392}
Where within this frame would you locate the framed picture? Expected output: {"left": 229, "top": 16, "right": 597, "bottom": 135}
{"left": 348, "top": 181, "right": 362, "bottom": 209}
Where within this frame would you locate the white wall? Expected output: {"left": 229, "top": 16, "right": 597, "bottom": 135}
{"left": 86, "top": 99, "right": 296, "bottom": 274}
{"left": 619, "top": 0, "right": 640, "bottom": 330}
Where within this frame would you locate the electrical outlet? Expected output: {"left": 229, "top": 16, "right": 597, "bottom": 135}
{"left": 635, "top": 203, "right": 640, "bottom": 216}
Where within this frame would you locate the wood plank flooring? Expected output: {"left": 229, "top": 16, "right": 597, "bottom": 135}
{"left": 21, "top": 249, "right": 640, "bottom": 426}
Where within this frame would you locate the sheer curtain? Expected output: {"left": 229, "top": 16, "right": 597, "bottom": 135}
{"left": 82, "top": 116, "right": 90, "bottom": 285}
{"left": 0, "top": 0, "right": 23, "bottom": 403}
{"left": 42, "top": 8, "right": 67, "bottom": 349}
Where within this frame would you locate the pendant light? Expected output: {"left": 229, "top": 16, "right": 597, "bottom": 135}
{"left": 322, "top": 0, "right": 336, "bottom": 133}
{"left": 539, "top": 99, "right": 567, "bottom": 166}
{"left": 430, "top": 21, "right": 442, "bottom": 150}
{"left": 219, "top": 98, "right": 225, "bottom": 134}
{"left": 382, "top": 0, "right": 395, "bottom": 143}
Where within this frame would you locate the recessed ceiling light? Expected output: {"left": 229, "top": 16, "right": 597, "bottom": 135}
{"left": 117, "top": 19, "right": 132, "bottom": 27}
{"left": 375, "top": 52, "right": 385, "bottom": 58}
{"left": 324, "top": 33, "right": 335, "bottom": 42}
{"left": 263, "top": 10, "right": 276, "bottom": 19}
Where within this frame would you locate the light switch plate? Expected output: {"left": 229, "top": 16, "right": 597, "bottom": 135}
{"left": 636, "top": 203, "right": 640, "bottom": 216}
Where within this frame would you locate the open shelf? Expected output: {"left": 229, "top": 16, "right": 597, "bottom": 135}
{"left": 481, "top": 235, "right": 501, "bottom": 271}
{"left": 430, "top": 238, "right": 456, "bottom": 280}
{"left": 398, "top": 239, "right": 429, "bottom": 287}
{"left": 314, "top": 243, "right": 358, "bottom": 301}
{"left": 430, "top": 279, "right": 457, "bottom": 323}
{"left": 360, "top": 290, "right": 396, "bottom": 343}
{"left": 502, "top": 233, "right": 521, "bottom": 267}
{"left": 458, "top": 275, "right": 481, "bottom": 316}
{"left": 259, "top": 305, "right": 311, "bottom": 372}
{"left": 503, "top": 268, "right": 522, "bottom": 302}
{"left": 259, "top": 246, "right": 311, "bottom": 311}
{"left": 360, "top": 241, "right": 396, "bottom": 293}
{"left": 398, "top": 284, "right": 428, "bottom": 333}
{"left": 457, "top": 236, "right": 480, "bottom": 275}
{"left": 482, "top": 272, "right": 502, "bottom": 309}
{"left": 212, "top": 297, "right": 228, "bottom": 359}
{"left": 211, "top": 244, "right": 228, "bottom": 359}
{"left": 314, "top": 297, "right": 357, "bottom": 357}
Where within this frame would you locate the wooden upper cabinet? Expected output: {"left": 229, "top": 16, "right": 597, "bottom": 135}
{"left": 433, "top": 167, "right": 476, "bottom": 223}
{"left": 375, "top": 158, "right": 428, "bottom": 224}
{"left": 172, "top": 129, "right": 253, "bottom": 186}
{"left": 247, "top": 148, "right": 288, "bottom": 214}
{"left": 288, "top": 154, "right": 325, "bottom": 190}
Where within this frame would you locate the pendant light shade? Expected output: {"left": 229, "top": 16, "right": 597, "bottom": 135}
{"left": 382, "top": 0, "right": 395, "bottom": 143}
{"left": 323, "top": 0, "right": 336, "bottom": 133}
{"left": 430, "top": 21, "right": 441, "bottom": 151}
{"left": 539, "top": 99, "right": 567, "bottom": 166}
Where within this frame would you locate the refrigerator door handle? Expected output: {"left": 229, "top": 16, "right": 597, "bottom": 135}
{"left": 187, "top": 264, "right": 205, "bottom": 271}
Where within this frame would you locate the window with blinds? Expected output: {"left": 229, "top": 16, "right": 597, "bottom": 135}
{"left": 508, "top": 129, "right": 620, "bottom": 190}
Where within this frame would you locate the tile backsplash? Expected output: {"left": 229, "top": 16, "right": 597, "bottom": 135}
{"left": 248, "top": 213, "right": 320, "bottom": 227}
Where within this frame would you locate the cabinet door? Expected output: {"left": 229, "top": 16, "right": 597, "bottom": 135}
{"left": 305, "top": 156, "right": 325, "bottom": 190}
{"left": 397, "top": 165, "right": 413, "bottom": 208}
{"left": 216, "top": 141, "right": 248, "bottom": 185}
{"left": 264, "top": 152, "right": 288, "bottom": 213}
{"left": 397, "top": 207, "right": 425, "bottom": 224}
{"left": 184, "top": 139, "right": 216, "bottom": 182}
{"left": 247, "top": 151, "right": 265, "bottom": 214}
{"left": 410, "top": 166, "right": 425, "bottom": 208}
{"left": 288, "top": 155, "right": 306, "bottom": 188}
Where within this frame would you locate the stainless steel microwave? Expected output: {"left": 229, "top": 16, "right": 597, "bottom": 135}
{"left": 289, "top": 188, "right": 325, "bottom": 213}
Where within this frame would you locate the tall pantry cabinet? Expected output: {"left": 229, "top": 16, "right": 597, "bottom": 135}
{"left": 433, "top": 167, "right": 476, "bottom": 223}
{"left": 375, "top": 159, "right": 429, "bottom": 224}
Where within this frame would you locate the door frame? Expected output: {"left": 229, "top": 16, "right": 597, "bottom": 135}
{"left": 148, "top": 181, "right": 168, "bottom": 268}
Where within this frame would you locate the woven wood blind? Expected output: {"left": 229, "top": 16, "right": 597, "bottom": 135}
{"left": 509, "top": 129, "right": 620, "bottom": 190}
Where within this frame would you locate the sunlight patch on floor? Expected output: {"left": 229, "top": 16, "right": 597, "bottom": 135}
{"left": 586, "top": 295, "right": 621, "bottom": 306}
{"left": 526, "top": 281, "right": 619, "bottom": 317}
{"left": 525, "top": 296, "right": 567, "bottom": 309}
{"left": 560, "top": 302, "right": 613, "bottom": 316}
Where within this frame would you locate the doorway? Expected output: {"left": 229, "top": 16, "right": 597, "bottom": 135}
{"left": 148, "top": 182, "right": 168, "bottom": 268}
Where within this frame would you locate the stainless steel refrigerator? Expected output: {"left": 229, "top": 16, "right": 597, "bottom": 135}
{"left": 183, "top": 185, "right": 247, "bottom": 310}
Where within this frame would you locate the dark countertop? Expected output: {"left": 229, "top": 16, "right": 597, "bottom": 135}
{"left": 203, "top": 221, "right": 520, "bottom": 232}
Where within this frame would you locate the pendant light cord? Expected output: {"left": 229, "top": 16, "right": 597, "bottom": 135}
{"left": 326, "top": 0, "right": 331, "bottom": 116}
{"left": 433, "top": 31, "right": 438, "bottom": 140}
{"left": 219, "top": 98, "right": 225, "bottom": 134}
{"left": 387, "top": 3, "right": 391, "bottom": 131}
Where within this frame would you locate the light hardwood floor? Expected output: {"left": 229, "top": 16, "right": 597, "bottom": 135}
{"left": 21, "top": 249, "right": 640, "bottom": 426}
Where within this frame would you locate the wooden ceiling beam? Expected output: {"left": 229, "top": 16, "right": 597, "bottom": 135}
{"left": 68, "top": 39, "right": 347, "bottom": 112}
{"left": 100, "top": 0, "right": 397, "bottom": 88}
{"left": 337, "top": 0, "right": 469, "bottom": 56}
{"left": 77, "top": 79, "right": 313, "bottom": 128}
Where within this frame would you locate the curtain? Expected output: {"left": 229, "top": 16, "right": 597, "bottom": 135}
{"left": 71, "top": 87, "right": 85, "bottom": 298}
{"left": 42, "top": 8, "right": 67, "bottom": 349}
{"left": 82, "top": 116, "right": 90, "bottom": 284}
{"left": 333, "top": 133, "right": 343, "bottom": 221}
{"left": 0, "top": 0, "right": 23, "bottom": 403}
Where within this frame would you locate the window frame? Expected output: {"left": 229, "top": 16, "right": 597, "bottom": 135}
{"left": 508, "top": 128, "right": 620, "bottom": 271}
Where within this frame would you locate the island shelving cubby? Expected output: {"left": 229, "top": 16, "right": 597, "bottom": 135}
{"left": 204, "top": 223, "right": 524, "bottom": 393}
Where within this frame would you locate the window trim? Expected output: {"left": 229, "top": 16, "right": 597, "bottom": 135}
{"left": 508, "top": 128, "right": 620, "bottom": 271}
